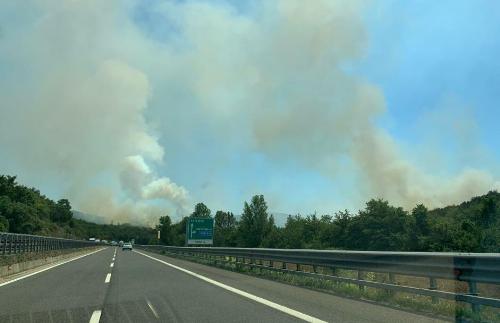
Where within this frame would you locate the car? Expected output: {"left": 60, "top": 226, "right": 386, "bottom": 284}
{"left": 111, "top": 241, "right": 117, "bottom": 246}
{"left": 122, "top": 242, "right": 133, "bottom": 251}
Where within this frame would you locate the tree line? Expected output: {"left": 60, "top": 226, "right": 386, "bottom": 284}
{"left": 1, "top": 174, "right": 498, "bottom": 252}
{"left": 157, "top": 192, "right": 500, "bottom": 252}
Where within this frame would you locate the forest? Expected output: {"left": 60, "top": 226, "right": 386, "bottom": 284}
{"left": 161, "top": 193, "right": 499, "bottom": 252}
{"left": 1, "top": 174, "right": 499, "bottom": 252}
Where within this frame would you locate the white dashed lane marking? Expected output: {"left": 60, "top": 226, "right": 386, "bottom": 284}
{"left": 89, "top": 310, "right": 102, "bottom": 323}
{"left": 147, "top": 299, "right": 160, "bottom": 319}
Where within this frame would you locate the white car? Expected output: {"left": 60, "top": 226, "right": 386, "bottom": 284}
{"left": 122, "top": 242, "right": 133, "bottom": 251}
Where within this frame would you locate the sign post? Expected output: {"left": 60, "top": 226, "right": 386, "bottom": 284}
{"left": 186, "top": 217, "right": 214, "bottom": 245}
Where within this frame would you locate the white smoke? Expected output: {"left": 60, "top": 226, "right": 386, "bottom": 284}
{"left": 120, "top": 156, "right": 189, "bottom": 215}
{"left": 0, "top": 1, "right": 190, "bottom": 224}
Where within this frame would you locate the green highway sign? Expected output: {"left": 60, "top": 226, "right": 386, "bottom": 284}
{"left": 186, "top": 217, "right": 214, "bottom": 245}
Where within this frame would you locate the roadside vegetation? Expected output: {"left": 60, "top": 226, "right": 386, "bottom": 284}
{"left": 159, "top": 192, "right": 500, "bottom": 253}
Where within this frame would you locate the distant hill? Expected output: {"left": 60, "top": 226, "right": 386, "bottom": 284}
{"left": 72, "top": 210, "right": 109, "bottom": 225}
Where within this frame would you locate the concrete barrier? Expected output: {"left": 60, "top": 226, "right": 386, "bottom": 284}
{"left": 0, "top": 247, "right": 98, "bottom": 278}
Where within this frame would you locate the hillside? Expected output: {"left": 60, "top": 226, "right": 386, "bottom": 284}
{"left": 425, "top": 191, "right": 500, "bottom": 252}
{"left": 0, "top": 175, "right": 155, "bottom": 244}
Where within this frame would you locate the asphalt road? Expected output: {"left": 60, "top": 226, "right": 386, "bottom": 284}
{"left": 0, "top": 247, "right": 446, "bottom": 323}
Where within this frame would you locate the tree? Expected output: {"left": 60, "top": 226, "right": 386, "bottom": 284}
{"left": 191, "top": 203, "right": 211, "bottom": 218}
{"left": 0, "top": 216, "right": 8, "bottom": 231}
{"left": 51, "top": 199, "right": 73, "bottom": 223}
{"left": 408, "top": 204, "right": 430, "bottom": 250}
{"left": 157, "top": 215, "right": 173, "bottom": 245}
{"left": 329, "top": 210, "right": 352, "bottom": 249}
{"left": 280, "top": 215, "right": 305, "bottom": 248}
{"left": 477, "top": 194, "right": 497, "bottom": 227}
{"left": 214, "top": 211, "right": 237, "bottom": 246}
{"left": 238, "top": 195, "right": 272, "bottom": 247}
{"left": 345, "top": 199, "right": 409, "bottom": 251}
{"left": 261, "top": 215, "right": 282, "bottom": 248}
{"left": 171, "top": 217, "right": 189, "bottom": 246}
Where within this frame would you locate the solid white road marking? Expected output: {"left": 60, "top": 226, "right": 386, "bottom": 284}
{"left": 89, "top": 310, "right": 102, "bottom": 323}
{"left": 146, "top": 299, "right": 160, "bottom": 319}
{"left": 134, "top": 251, "right": 327, "bottom": 323}
{"left": 105, "top": 273, "right": 111, "bottom": 283}
{"left": 0, "top": 248, "right": 106, "bottom": 288}
{"left": 110, "top": 262, "right": 114, "bottom": 268}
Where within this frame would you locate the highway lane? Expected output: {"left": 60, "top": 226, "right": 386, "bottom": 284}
{"left": 101, "top": 249, "right": 305, "bottom": 323}
{"left": 0, "top": 246, "right": 447, "bottom": 323}
{"left": 0, "top": 247, "right": 111, "bottom": 322}
{"left": 131, "top": 249, "right": 446, "bottom": 323}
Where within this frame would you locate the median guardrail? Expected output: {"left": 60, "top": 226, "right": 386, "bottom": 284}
{"left": 136, "top": 245, "right": 500, "bottom": 315}
{"left": 0, "top": 232, "right": 101, "bottom": 255}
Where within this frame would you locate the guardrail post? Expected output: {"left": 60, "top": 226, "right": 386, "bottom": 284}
{"left": 429, "top": 277, "right": 438, "bottom": 304}
{"left": 468, "top": 281, "right": 480, "bottom": 314}
{"left": 357, "top": 271, "right": 365, "bottom": 291}
{"left": 249, "top": 258, "right": 256, "bottom": 272}
{"left": 282, "top": 261, "right": 287, "bottom": 271}
{"left": 296, "top": 263, "right": 301, "bottom": 272}
{"left": 1, "top": 234, "right": 5, "bottom": 255}
{"left": 386, "top": 273, "right": 396, "bottom": 298}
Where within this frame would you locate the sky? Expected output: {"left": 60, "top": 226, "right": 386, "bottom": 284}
{"left": 0, "top": 0, "right": 499, "bottom": 226}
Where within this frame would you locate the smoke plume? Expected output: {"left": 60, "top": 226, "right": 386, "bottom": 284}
{"left": 0, "top": 0, "right": 498, "bottom": 225}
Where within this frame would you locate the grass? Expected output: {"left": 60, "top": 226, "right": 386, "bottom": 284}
{"left": 146, "top": 248, "right": 500, "bottom": 323}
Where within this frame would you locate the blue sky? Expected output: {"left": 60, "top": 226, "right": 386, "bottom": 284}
{"left": 360, "top": 0, "right": 500, "bottom": 158}
{"left": 137, "top": 0, "right": 500, "bottom": 216}
{"left": 1, "top": 0, "right": 499, "bottom": 225}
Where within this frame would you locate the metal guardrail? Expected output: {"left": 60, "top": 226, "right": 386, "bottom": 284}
{"left": 0, "top": 232, "right": 101, "bottom": 255}
{"left": 136, "top": 245, "right": 500, "bottom": 313}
